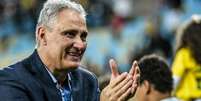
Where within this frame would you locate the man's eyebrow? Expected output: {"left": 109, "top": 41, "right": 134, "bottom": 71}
{"left": 61, "top": 29, "right": 88, "bottom": 35}
{"left": 67, "top": 29, "right": 78, "bottom": 33}
{"left": 81, "top": 31, "right": 88, "bottom": 35}
{"left": 60, "top": 29, "right": 78, "bottom": 34}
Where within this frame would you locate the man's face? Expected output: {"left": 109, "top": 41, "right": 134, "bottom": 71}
{"left": 42, "top": 9, "right": 88, "bottom": 71}
{"left": 133, "top": 81, "right": 170, "bottom": 101}
{"left": 133, "top": 84, "right": 147, "bottom": 101}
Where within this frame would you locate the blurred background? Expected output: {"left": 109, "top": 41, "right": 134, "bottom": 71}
{"left": 0, "top": 0, "right": 201, "bottom": 83}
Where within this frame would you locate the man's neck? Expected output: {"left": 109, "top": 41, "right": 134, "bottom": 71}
{"left": 37, "top": 48, "right": 56, "bottom": 73}
{"left": 37, "top": 48, "right": 69, "bottom": 85}
{"left": 53, "top": 70, "right": 68, "bottom": 86}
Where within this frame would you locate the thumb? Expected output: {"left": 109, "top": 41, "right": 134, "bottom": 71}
{"left": 109, "top": 59, "right": 119, "bottom": 80}
{"left": 129, "top": 60, "right": 137, "bottom": 76}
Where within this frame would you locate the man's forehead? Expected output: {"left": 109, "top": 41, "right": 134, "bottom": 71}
{"left": 58, "top": 9, "right": 85, "bottom": 22}
{"left": 53, "top": 9, "right": 87, "bottom": 31}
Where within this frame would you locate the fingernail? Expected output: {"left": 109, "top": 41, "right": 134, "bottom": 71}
{"left": 134, "top": 60, "right": 137, "bottom": 64}
{"left": 122, "top": 72, "right": 128, "bottom": 75}
{"left": 109, "top": 59, "right": 114, "bottom": 63}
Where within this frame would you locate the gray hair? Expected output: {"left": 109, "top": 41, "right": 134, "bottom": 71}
{"left": 35, "top": 0, "right": 86, "bottom": 48}
{"left": 37, "top": 0, "right": 86, "bottom": 28}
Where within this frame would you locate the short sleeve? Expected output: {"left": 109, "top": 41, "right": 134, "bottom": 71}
{"left": 172, "top": 48, "right": 189, "bottom": 77}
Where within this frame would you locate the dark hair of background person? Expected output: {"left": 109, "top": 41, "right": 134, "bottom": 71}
{"left": 138, "top": 54, "right": 173, "bottom": 93}
{"left": 165, "top": 0, "right": 182, "bottom": 10}
{"left": 175, "top": 16, "right": 201, "bottom": 64}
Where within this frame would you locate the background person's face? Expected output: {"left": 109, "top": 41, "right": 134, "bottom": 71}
{"left": 44, "top": 9, "right": 88, "bottom": 71}
{"left": 132, "top": 82, "right": 171, "bottom": 101}
{"left": 132, "top": 84, "right": 147, "bottom": 101}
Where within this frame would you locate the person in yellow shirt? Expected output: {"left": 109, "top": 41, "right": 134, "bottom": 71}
{"left": 172, "top": 14, "right": 201, "bottom": 101}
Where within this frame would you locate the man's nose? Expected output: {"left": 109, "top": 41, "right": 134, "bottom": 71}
{"left": 73, "top": 37, "right": 86, "bottom": 50}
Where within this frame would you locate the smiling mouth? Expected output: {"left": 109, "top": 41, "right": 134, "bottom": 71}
{"left": 66, "top": 52, "right": 82, "bottom": 61}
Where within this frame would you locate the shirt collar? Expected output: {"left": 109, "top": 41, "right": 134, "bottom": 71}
{"left": 44, "top": 65, "right": 72, "bottom": 85}
{"left": 45, "top": 66, "right": 58, "bottom": 84}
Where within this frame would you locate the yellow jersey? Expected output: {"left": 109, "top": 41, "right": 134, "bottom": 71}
{"left": 172, "top": 47, "right": 201, "bottom": 101}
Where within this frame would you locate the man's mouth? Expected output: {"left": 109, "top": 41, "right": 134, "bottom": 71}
{"left": 68, "top": 52, "right": 81, "bottom": 56}
{"left": 66, "top": 51, "right": 82, "bottom": 61}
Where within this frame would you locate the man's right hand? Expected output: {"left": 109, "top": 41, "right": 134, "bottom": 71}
{"left": 100, "top": 59, "right": 140, "bottom": 101}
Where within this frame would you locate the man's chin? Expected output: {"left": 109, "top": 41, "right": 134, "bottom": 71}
{"left": 68, "top": 64, "right": 79, "bottom": 70}
{"left": 64, "top": 61, "right": 80, "bottom": 69}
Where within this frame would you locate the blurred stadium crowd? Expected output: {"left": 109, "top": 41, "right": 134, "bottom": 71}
{"left": 0, "top": 0, "right": 201, "bottom": 100}
{"left": 1, "top": 0, "right": 199, "bottom": 72}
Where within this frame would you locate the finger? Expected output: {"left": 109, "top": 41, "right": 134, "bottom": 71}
{"left": 136, "top": 64, "right": 141, "bottom": 76}
{"left": 109, "top": 59, "right": 119, "bottom": 78}
{"left": 113, "top": 77, "right": 133, "bottom": 98}
{"left": 111, "top": 74, "right": 132, "bottom": 92}
{"left": 132, "top": 61, "right": 140, "bottom": 81}
{"left": 133, "top": 64, "right": 141, "bottom": 85}
{"left": 102, "top": 74, "right": 128, "bottom": 99}
{"left": 131, "top": 74, "right": 140, "bottom": 94}
{"left": 134, "top": 62, "right": 140, "bottom": 75}
{"left": 130, "top": 61, "right": 140, "bottom": 94}
{"left": 134, "top": 61, "right": 139, "bottom": 76}
{"left": 109, "top": 72, "right": 128, "bottom": 88}
{"left": 102, "top": 86, "right": 111, "bottom": 97}
{"left": 129, "top": 61, "right": 137, "bottom": 76}
{"left": 118, "top": 87, "right": 132, "bottom": 101}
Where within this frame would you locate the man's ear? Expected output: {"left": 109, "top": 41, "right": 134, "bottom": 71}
{"left": 143, "top": 80, "right": 151, "bottom": 95}
{"left": 36, "top": 26, "right": 47, "bottom": 46}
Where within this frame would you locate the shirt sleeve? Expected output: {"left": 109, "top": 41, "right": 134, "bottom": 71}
{"left": 0, "top": 81, "right": 30, "bottom": 101}
{"left": 172, "top": 48, "right": 188, "bottom": 77}
{"left": 0, "top": 69, "right": 30, "bottom": 101}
